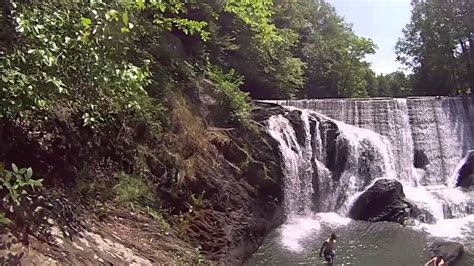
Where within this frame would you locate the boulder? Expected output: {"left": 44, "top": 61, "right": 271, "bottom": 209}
{"left": 348, "top": 179, "right": 422, "bottom": 224}
{"left": 414, "top": 149, "right": 429, "bottom": 169}
{"left": 250, "top": 101, "right": 287, "bottom": 122}
{"left": 429, "top": 241, "right": 464, "bottom": 265}
{"left": 408, "top": 201, "right": 436, "bottom": 224}
{"left": 455, "top": 150, "right": 474, "bottom": 188}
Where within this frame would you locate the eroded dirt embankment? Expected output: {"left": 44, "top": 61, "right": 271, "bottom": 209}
{"left": 1, "top": 85, "right": 287, "bottom": 265}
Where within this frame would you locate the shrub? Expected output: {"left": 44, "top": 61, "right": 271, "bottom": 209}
{"left": 113, "top": 172, "right": 170, "bottom": 232}
{"left": 0, "top": 163, "right": 43, "bottom": 249}
{"left": 0, "top": 164, "right": 43, "bottom": 216}
{"left": 206, "top": 66, "right": 251, "bottom": 126}
{"left": 113, "top": 172, "right": 151, "bottom": 207}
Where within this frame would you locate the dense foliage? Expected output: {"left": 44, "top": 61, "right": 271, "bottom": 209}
{"left": 3, "top": 0, "right": 426, "bottom": 126}
{"left": 397, "top": 0, "right": 474, "bottom": 96}
{"left": 366, "top": 71, "right": 413, "bottom": 98}
{"left": 0, "top": 1, "right": 211, "bottom": 126}
{"left": 272, "top": 0, "right": 377, "bottom": 98}
{"left": 2, "top": 0, "right": 470, "bottom": 128}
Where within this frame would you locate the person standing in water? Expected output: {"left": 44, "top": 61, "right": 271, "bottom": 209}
{"left": 319, "top": 233, "right": 337, "bottom": 265}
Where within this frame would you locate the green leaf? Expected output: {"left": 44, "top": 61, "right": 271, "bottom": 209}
{"left": 136, "top": 0, "right": 145, "bottom": 10}
{"left": 12, "top": 163, "right": 18, "bottom": 173}
{"left": 106, "top": 9, "right": 120, "bottom": 21}
{"left": 26, "top": 167, "right": 33, "bottom": 179}
{"left": 4, "top": 172, "right": 11, "bottom": 183}
{"left": 122, "top": 10, "right": 129, "bottom": 26}
{"left": 159, "top": 4, "right": 166, "bottom": 13}
{"left": 0, "top": 213, "right": 12, "bottom": 225}
{"left": 81, "top": 17, "right": 92, "bottom": 28}
{"left": 121, "top": 27, "right": 130, "bottom": 33}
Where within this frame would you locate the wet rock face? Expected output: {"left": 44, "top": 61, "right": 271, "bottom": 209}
{"left": 357, "top": 139, "right": 385, "bottom": 186}
{"left": 414, "top": 149, "right": 429, "bottom": 169}
{"left": 455, "top": 150, "right": 474, "bottom": 188}
{"left": 286, "top": 109, "right": 306, "bottom": 147}
{"left": 325, "top": 122, "right": 349, "bottom": 182}
{"left": 348, "top": 179, "right": 423, "bottom": 224}
{"left": 193, "top": 101, "right": 286, "bottom": 264}
{"left": 251, "top": 101, "right": 286, "bottom": 122}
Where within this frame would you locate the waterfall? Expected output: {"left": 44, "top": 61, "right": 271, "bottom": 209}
{"left": 274, "top": 96, "right": 474, "bottom": 186}
{"left": 264, "top": 96, "right": 473, "bottom": 223}
{"left": 266, "top": 112, "right": 314, "bottom": 215}
{"left": 265, "top": 107, "right": 400, "bottom": 215}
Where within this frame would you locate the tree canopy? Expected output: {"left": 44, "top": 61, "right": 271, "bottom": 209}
{"left": 396, "top": 0, "right": 474, "bottom": 96}
{"left": 2, "top": 0, "right": 469, "bottom": 126}
{"left": 0, "top": 0, "right": 385, "bottom": 121}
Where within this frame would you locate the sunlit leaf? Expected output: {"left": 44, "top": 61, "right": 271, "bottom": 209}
{"left": 26, "top": 167, "right": 33, "bottom": 179}
{"left": 122, "top": 10, "right": 129, "bottom": 26}
{"left": 12, "top": 163, "right": 18, "bottom": 173}
{"left": 80, "top": 17, "right": 92, "bottom": 27}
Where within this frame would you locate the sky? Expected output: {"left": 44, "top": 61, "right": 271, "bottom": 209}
{"left": 327, "top": 0, "right": 412, "bottom": 75}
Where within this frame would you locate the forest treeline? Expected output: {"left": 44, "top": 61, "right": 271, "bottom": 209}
{"left": 397, "top": 0, "right": 473, "bottom": 96}
{"left": 2, "top": 0, "right": 471, "bottom": 123}
{"left": 0, "top": 0, "right": 385, "bottom": 107}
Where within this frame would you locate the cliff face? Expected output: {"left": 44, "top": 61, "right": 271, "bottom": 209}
{"left": 0, "top": 80, "right": 285, "bottom": 265}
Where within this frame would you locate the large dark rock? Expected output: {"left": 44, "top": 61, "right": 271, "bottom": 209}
{"left": 321, "top": 119, "right": 349, "bottom": 182}
{"left": 348, "top": 179, "right": 423, "bottom": 224}
{"left": 286, "top": 109, "right": 306, "bottom": 147}
{"left": 251, "top": 101, "right": 287, "bottom": 122}
{"left": 405, "top": 199, "right": 436, "bottom": 224}
{"left": 455, "top": 150, "right": 474, "bottom": 188}
{"left": 414, "top": 149, "right": 429, "bottom": 169}
{"left": 429, "top": 241, "right": 464, "bottom": 265}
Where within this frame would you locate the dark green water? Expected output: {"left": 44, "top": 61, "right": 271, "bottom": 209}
{"left": 248, "top": 214, "right": 474, "bottom": 266}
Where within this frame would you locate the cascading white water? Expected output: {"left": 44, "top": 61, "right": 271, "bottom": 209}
{"left": 265, "top": 107, "right": 401, "bottom": 215}
{"left": 275, "top": 96, "right": 474, "bottom": 186}
{"left": 266, "top": 113, "right": 314, "bottom": 215}
{"left": 270, "top": 97, "right": 473, "bottom": 219}
{"left": 265, "top": 107, "right": 405, "bottom": 251}
{"left": 264, "top": 96, "right": 473, "bottom": 250}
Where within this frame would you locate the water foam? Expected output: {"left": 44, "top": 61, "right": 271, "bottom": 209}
{"left": 279, "top": 215, "right": 320, "bottom": 252}
{"left": 415, "top": 215, "right": 474, "bottom": 240}
{"left": 279, "top": 213, "right": 352, "bottom": 252}
{"left": 316, "top": 212, "right": 352, "bottom": 227}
